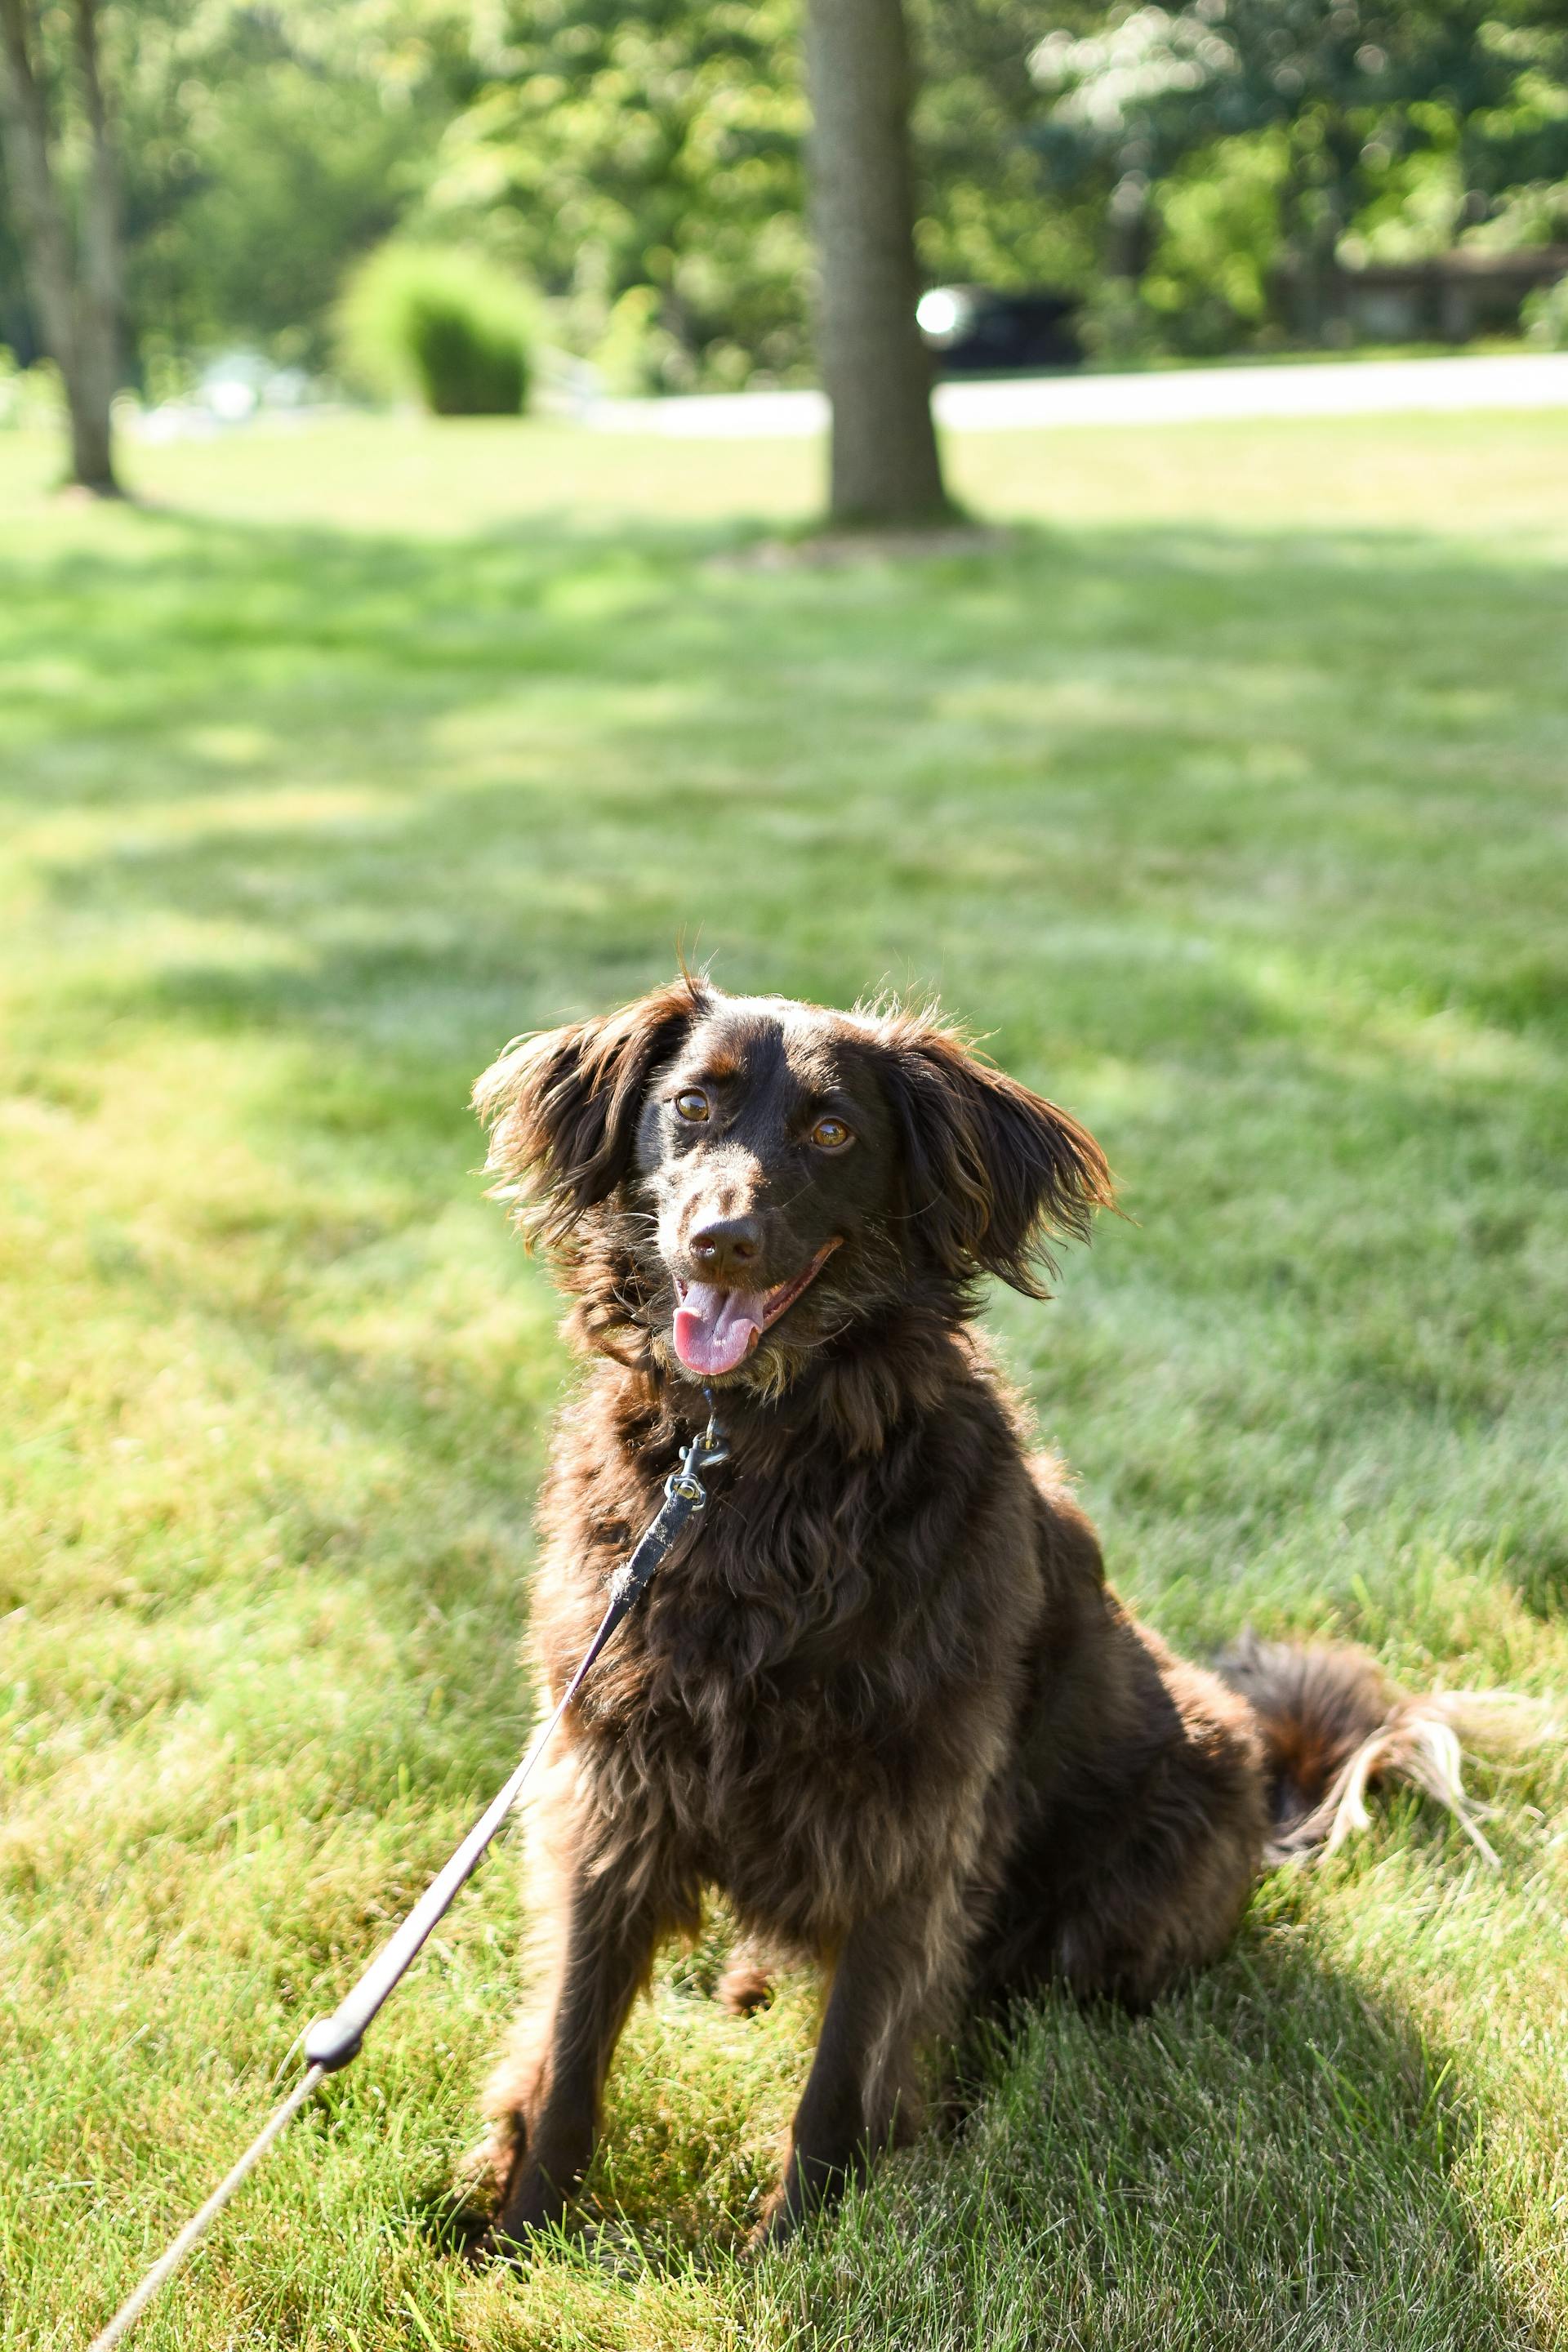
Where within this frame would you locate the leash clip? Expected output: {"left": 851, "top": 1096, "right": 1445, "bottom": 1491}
{"left": 663, "top": 1404, "right": 728, "bottom": 1505}
{"left": 608, "top": 1393, "right": 728, "bottom": 1608}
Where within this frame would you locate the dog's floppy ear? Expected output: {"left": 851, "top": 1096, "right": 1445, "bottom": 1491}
{"left": 868, "top": 1008, "right": 1114, "bottom": 1298}
{"left": 474, "top": 975, "right": 706, "bottom": 1250}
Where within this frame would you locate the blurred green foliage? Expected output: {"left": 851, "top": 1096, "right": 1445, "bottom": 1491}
{"left": 1040, "top": 0, "right": 1568, "bottom": 354}
{"left": 0, "top": 0, "right": 1566, "bottom": 389}
{"left": 421, "top": 0, "right": 808, "bottom": 391}
{"left": 0, "top": 0, "right": 475, "bottom": 383}
{"left": 911, "top": 0, "right": 1119, "bottom": 314}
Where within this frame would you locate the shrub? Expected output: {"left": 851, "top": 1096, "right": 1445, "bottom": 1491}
{"left": 0, "top": 350, "right": 65, "bottom": 430}
{"left": 1521, "top": 274, "right": 1568, "bottom": 352}
{"left": 336, "top": 243, "right": 536, "bottom": 416}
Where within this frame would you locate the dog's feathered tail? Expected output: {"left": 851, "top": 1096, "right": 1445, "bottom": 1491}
{"left": 1217, "top": 1634, "right": 1539, "bottom": 1869}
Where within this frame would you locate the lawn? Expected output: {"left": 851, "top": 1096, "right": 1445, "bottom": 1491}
{"left": 2, "top": 407, "right": 1567, "bottom": 2352}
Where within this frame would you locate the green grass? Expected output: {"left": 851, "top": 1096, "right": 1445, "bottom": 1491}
{"left": 2, "top": 407, "right": 1567, "bottom": 2351}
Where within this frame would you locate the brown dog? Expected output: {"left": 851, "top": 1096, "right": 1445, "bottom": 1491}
{"left": 468, "top": 978, "right": 1475, "bottom": 2248}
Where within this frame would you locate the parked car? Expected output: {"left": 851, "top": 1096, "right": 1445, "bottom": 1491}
{"left": 916, "top": 284, "right": 1083, "bottom": 374}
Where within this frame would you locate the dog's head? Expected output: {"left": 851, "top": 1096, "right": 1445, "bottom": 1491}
{"left": 475, "top": 978, "right": 1112, "bottom": 1391}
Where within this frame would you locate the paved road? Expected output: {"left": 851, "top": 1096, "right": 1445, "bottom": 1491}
{"left": 590, "top": 350, "right": 1568, "bottom": 439}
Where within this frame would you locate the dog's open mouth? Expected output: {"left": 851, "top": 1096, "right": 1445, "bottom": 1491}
{"left": 671, "top": 1240, "right": 841, "bottom": 1377}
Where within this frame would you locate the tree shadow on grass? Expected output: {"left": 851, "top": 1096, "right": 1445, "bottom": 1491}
{"left": 7, "top": 500, "right": 1566, "bottom": 820}
{"left": 12, "top": 502, "right": 1567, "bottom": 1049}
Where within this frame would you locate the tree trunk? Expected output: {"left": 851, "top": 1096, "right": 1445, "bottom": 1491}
{"left": 70, "top": 0, "right": 125, "bottom": 488}
{"left": 804, "top": 0, "right": 949, "bottom": 527}
{"left": 0, "top": 0, "right": 123, "bottom": 494}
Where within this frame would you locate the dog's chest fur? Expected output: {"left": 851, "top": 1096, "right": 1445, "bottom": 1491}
{"left": 528, "top": 1359, "right": 1051, "bottom": 1949}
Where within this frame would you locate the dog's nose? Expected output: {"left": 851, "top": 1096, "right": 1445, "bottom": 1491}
{"left": 689, "top": 1214, "right": 764, "bottom": 1283}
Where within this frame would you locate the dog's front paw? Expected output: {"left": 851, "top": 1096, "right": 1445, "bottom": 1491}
{"left": 461, "top": 2172, "right": 557, "bottom": 2270}
{"left": 454, "top": 2108, "right": 540, "bottom": 2267}
{"left": 464, "top": 2218, "right": 539, "bottom": 2271}
{"left": 749, "top": 2180, "right": 811, "bottom": 2256}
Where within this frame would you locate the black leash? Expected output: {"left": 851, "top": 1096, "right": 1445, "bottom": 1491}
{"left": 87, "top": 1401, "right": 728, "bottom": 2351}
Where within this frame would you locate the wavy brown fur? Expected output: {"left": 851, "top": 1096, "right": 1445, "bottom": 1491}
{"left": 465, "top": 981, "right": 1483, "bottom": 2252}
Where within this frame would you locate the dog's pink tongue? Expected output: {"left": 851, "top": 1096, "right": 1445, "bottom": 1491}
{"left": 673, "top": 1283, "right": 766, "bottom": 1375}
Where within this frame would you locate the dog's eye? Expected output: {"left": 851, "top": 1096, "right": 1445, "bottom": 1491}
{"left": 673, "top": 1089, "right": 710, "bottom": 1124}
{"left": 810, "top": 1116, "right": 853, "bottom": 1151}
